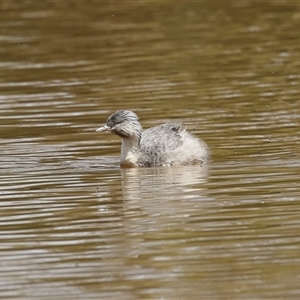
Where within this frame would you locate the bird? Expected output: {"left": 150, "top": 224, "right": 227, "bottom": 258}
{"left": 97, "top": 110, "right": 209, "bottom": 167}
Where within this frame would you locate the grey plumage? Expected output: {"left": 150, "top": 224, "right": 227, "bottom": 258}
{"left": 97, "top": 110, "right": 209, "bottom": 167}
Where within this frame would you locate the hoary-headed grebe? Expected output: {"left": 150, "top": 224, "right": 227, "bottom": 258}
{"left": 97, "top": 110, "right": 209, "bottom": 167}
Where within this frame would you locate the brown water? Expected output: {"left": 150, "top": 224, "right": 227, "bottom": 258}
{"left": 1, "top": 1, "right": 300, "bottom": 299}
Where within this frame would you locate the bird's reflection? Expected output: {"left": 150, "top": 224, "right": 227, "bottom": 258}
{"left": 121, "top": 165, "right": 209, "bottom": 203}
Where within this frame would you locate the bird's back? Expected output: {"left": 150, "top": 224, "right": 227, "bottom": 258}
{"left": 138, "top": 122, "right": 208, "bottom": 166}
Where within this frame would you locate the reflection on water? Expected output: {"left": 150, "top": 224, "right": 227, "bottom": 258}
{"left": 120, "top": 166, "right": 209, "bottom": 233}
{"left": 1, "top": 1, "right": 300, "bottom": 299}
{"left": 121, "top": 165, "right": 208, "bottom": 200}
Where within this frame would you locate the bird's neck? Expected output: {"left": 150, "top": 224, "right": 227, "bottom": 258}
{"left": 120, "top": 136, "right": 140, "bottom": 167}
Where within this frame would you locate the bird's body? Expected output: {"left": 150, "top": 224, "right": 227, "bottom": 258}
{"left": 97, "top": 110, "right": 209, "bottom": 167}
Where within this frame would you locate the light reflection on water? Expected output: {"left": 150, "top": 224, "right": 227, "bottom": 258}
{"left": 1, "top": 1, "right": 300, "bottom": 299}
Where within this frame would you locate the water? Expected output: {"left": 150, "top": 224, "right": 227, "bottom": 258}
{"left": 1, "top": 1, "right": 300, "bottom": 299}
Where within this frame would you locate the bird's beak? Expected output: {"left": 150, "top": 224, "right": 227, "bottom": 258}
{"left": 96, "top": 125, "right": 110, "bottom": 132}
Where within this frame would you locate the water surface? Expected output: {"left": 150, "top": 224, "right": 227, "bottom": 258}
{"left": 1, "top": 1, "right": 300, "bottom": 299}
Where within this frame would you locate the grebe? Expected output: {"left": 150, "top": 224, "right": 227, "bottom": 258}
{"left": 97, "top": 110, "right": 209, "bottom": 167}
